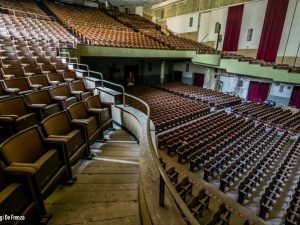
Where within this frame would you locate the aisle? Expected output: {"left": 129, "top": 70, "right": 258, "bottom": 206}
{"left": 45, "top": 126, "right": 141, "bottom": 225}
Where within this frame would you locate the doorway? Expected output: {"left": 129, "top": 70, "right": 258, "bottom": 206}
{"left": 193, "top": 73, "right": 205, "bottom": 87}
{"left": 124, "top": 65, "right": 139, "bottom": 87}
{"left": 173, "top": 71, "right": 182, "bottom": 82}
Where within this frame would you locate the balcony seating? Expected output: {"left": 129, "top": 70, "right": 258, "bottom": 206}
{"left": 49, "top": 85, "right": 77, "bottom": 109}
{"left": 67, "top": 102, "right": 102, "bottom": 152}
{"left": 41, "top": 111, "right": 88, "bottom": 167}
{"left": 2, "top": 77, "right": 36, "bottom": 95}
{"left": 84, "top": 95, "right": 112, "bottom": 130}
{"left": 25, "top": 90, "right": 61, "bottom": 120}
{"left": 0, "top": 126, "right": 68, "bottom": 199}
{"left": 69, "top": 80, "right": 93, "bottom": 101}
{"left": 27, "top": 75, "right": 58, "bottom": 90}
{"left": 1, "top": 66, "right": 27, "bottom": 78}
{"left": 47, "top": 73, "right": 71, "bottom": 85}
{"left": 0, "top": 96, "right": 38, "bottom": 135}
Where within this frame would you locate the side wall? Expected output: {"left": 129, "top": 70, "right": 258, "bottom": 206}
{"left": 173, "top": 61, "right": 296, "bottom": 106}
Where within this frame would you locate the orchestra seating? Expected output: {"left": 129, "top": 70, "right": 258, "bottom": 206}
{"left": 124, "top": 84, "right": 300, "bottom": 224}
{"left": 127, "top": 86, "right": 210, "bottom": 132}
{"left": 232, "top": 102, "right": 300, "bottom": 133}
{"left": 154, "top": 82, "right": 242, "bottom": 109}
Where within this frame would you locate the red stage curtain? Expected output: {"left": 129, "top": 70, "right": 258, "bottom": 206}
{"left": 247, "top": 81, "right": 270, "bottom": 102}
{"left": 290, "top": 86, "right": 300, "bottom": 108}
{"left": 256, "top": 0, "right": 289, "bottom": 62}
{"left": 222, "top": 4, "right": 244, "bottom": 52}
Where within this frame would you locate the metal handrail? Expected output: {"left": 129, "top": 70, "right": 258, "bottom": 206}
{"left": 124, "top": 93, "right": 200, "bottom": 225}
{"left": 58, "top": 49, "right": 199, "bottom": 224}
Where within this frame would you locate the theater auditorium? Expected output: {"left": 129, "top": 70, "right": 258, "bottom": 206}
{"left": 0, "top": 0, "right": 299, "bottom": 224}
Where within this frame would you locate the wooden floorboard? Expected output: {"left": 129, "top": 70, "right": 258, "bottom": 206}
{"left": 45, "top": 127, "right": 140, "bottom": 225}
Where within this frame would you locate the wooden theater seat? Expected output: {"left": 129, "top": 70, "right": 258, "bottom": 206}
{"left": 41, "top": 111, "right": 88, "bottom": 166}
{"left": 25, "top": 90, "right": 61, "bottom": 120}
{"left": 0, "top": 126, "right": 69, "bottom": 200}
{"left": 84, "top": 95, "right": 112, "bottom": 130}
{"left": 0, "top": 96, "right": 38, "bottom": 135}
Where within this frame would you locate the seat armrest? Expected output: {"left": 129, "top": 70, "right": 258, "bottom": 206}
{"left": 4, "top": 88, "right": 20, "bottom": 94}
{"left": 0, "top": 116, "right": 17, "bottom": 123}
{"left": 29, "top": 84, "right": 43, "bottom": 89}
{"left": 44, "top": 137, "right": 69, "bottom": 145}
{"left": 71, "top": 119, "right": 89, "bottom": 126}
{"left": 71, "top": 91, "right": 83, "bottom": 95}
{"left": 101, "top": 102, "right": 114, "bottom": 107}
{"left": 10, "top": 162, "right": 41, "bottom": 171}
{"left": 4, "top": 165, "right": 37, "bottom": 176}
{"left": 24, "top": 72, "right": 35, "bottom": 77}
{"left": 52, "top": 96, "right": 67, "bottom": 101}
{"left": 48, "top": 80, "right": 60, "bottom": 86}
{"left": 28, "top": 104, "right": 47, "bottom": 109}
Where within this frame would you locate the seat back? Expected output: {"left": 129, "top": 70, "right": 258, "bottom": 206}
{"left": 70, "top": 81, "right": 85, "bottom": 92}
{"left": 0, "top": 96, "right": 28, "bottom": 116}
{"left": 0, "top": 126, "right": 46, "bottom": 164}
{"left": 85, "top": 95, "right": 102, "bottom": 109}
{"left": 24, "top": 66, "right": 42, "bottom": 75}
{"left": 51, "top": 85, "right": 70, "bottom": 97}
{"left": 67, "top": 102, "right": 89, "bottom": 119}
{"left": 42, "top": 111, "right": 72, "bottom": 136}
{"left": 25, "top": 90, "right": 53, "bottom": 105}
{"left": 2, "top": 59, "right": 21, "bottom": 67}
{"left": 2, "top": 67, "right": 24, "bottom": 78}
{"left": 47, "top": 73, "right": 64, "bottom": 83}
{"left": 28, "top": 75, "right": 49, "bottom": 87}
{"left": 4, "top": 78, "right": 30, "bottom": 91}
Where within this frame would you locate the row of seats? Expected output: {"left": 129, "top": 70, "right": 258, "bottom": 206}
{"left": 154, "top": 82, "right": 242, "bottom": 109}
{"left": 157, "top": 111, "right": 225, "bottom": 148}
{"left": 222, "top": 52, "right": 300, "bottom": 74}
{"left": 219, "top": 128, "right": 278, "bottom": 193}
{"left": 0, "top": 0, "right": 47, "bottom": 17}
{"left": 0, "top": 80, "right": 97, "bottom": 137}
{"left": 0, "top": 94, "right": 112, "bottom": 224}
{"left": 232, "top": 102, "right": 300, "bottom": 133}
{"left": 175, "top": 114, "right": 245, "bottom": 163}
{"left": 0, "top": 75, "right": 82, "bottom": 97}
{"left": 203, "top": 123, "right": 265, "bottom": 181}
{"left": 126, "top": 86, "right": 210, "bottom": 132}
{"left": 285, "top": 176, "right": 300, "bottom": 225}
{"left": 238, "top": 132, "right": 290, "bottom": 204}
{"left": 1, "top": 13, "right": 76, "bottom": 45}
{"left": 44, "top": 0, "right": 216, "bottom": 52}
{"left": 163, "top": 112, "right": 234, "bottom": 155}
{"left": 72, "top": 26, "right": 167, "bottom": 49}
{"left": 160, "top": 159, "right": 251, "bottom": 225}
{"left": 259, "top": 137, "right": 300, "bottom": 220}
{"left": 139, "top": 29, "right": 216, "bottom": 53}
{"left": 188, "top": 119, "right": 255, "bottom": 171}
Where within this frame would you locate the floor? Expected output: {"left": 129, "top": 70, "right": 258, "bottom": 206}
{"left": 45, "top": 126, "right": 141, "bottom": 225}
